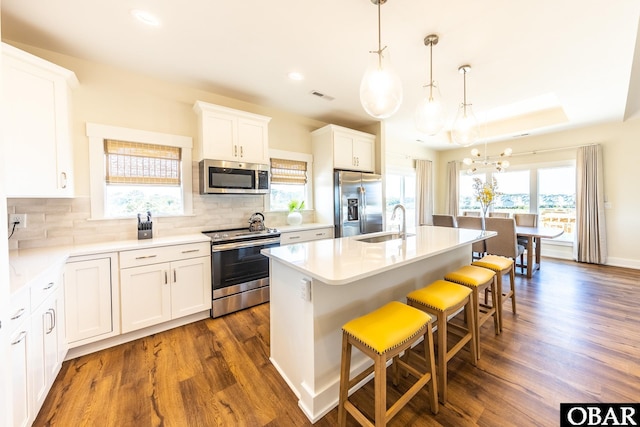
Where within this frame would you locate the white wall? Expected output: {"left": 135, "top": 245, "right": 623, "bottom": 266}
{"left": 435, "top": 119, "right": 640, "bottom": 269}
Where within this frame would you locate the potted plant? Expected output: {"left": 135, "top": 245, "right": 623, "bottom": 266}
{"left": 287, "top": 200, "right": 305, "bottom": 225}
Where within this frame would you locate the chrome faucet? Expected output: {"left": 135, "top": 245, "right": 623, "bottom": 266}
{"left": 391, "top": 204, "right": 407, "bottom": 240}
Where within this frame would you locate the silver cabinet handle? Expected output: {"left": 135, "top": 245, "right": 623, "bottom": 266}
{"left": 173, "top": 269, "right": 177, "bottom": 282}
{"left": 315, "top": 233, "right": 325, "bottom": 236}
{"left": 234, "top": 145, "right": 238, "bottom": 157}
{"left": 164, "top": 271, "right": 168, "bottom": 285}
{"left": 240, "top": 146, "right": 244, "bottom": 158}
{"left": 289, "top": 236, "right": 300, "bottom": 240}
{"left": 181, "top": 249, "right": 200, "bottom": 254}
{"left": 46, "top": 310, "right": 54, "bottom": 334}
{"left": 44, "top": 281, "right": 55, "bottom": 290}
{"left": 135, "top": 255, "right": 157, "bottom": 260}
{"left": 12, "top": 331, "right": 27, "bottom": 345}
{"left": 11, "top": 308, "right": 26, "bottom": 320}
{"left": 60, "top": 171, "right": 68, "bottom": 189}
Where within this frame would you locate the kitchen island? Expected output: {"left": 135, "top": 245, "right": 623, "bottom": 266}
{"left": 261, "top": 225, "right": 495, "bottom": 422}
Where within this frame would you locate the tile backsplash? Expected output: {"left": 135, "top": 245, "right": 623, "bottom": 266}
{"left": 7, "top": 195, "right": 315, "bottom": 250}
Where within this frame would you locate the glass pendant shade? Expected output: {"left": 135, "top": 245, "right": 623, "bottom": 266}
{"left": 360, "top": 52, "right": 403, "bottom": 119}
{"left": 415, "top": 83, "right": 445, "bottom": 135}
{"left": 451, "top": 103, "right": 480, "bottom": 146}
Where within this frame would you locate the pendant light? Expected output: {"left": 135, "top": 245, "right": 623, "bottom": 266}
{"left": 360, "top": 0, "right": 403, "bottom": 119}
{"left": 451, "top": 65, "right": 480, "bottom": 146}
{"left": 415, "top": 34, "right": 445, "bottom": 135}
{"left": 463, "top": 140, "right": 512, "bottom": 174}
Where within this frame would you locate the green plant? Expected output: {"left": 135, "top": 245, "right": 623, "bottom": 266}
{"left": 288, "top": 200, "right": 305, "bottom": 213}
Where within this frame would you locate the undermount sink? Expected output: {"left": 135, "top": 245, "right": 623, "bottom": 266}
{"left": 354, "top": 232, "right": 415, "bottom": 243}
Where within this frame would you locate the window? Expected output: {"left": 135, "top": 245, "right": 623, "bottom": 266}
{"left": 86, "top": 123, "right": 193, "bottom": 219}
{"left": 459, "top": 173, "right": 485, "bottom": 214}
{"left": 104, "top": 140, "right": 183, "bottom": 217}
{"left": 538, "top": 166, "right": 575, "bottom": 242}
{"left": 268, "top": 149, "right": 312, "bottom": 211}
{"left": 493, "top": 170, "right": 530, "bottom": 215}
{"left": 385, "top": 171, "right": 416, "bottom": 232}
{"left": 458, "top": 161, "right": 576, "bottom": 243}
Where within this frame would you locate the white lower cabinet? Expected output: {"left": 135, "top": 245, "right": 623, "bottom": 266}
{"left": 64, "top": 256, "right": 116, "bottom": 345}
{"left": 10, "top": 287, "right": 30, "bottom": 427}
{"left": 120, "top": 243, "right": 210, "bottom": 334}
{"left": 10, "top": 265, "right": 66, "bottom": 427}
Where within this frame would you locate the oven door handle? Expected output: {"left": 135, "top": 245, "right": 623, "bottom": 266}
{"left": 211, "top": 237, "right": 281, "bottom": 252}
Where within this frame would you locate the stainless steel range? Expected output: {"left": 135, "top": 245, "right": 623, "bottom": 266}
{"left": 203, "top": 227, "right": 280, "bottom": 318}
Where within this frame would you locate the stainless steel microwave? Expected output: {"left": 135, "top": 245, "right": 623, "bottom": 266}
{"left": 199, "top": 159, "right": 270, "bottom": 194}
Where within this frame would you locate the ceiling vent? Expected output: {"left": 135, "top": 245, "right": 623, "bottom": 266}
{"left": 310, "top": 90, "right": 335, "bottom": 101}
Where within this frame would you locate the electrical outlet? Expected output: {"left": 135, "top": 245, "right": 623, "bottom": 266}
{"left": 8, "top": 213, "right": 27, "bottom": 229}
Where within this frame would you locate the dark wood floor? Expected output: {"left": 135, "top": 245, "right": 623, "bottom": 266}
{"left": 35, "top": 258, "right": 640, "bottom": 426}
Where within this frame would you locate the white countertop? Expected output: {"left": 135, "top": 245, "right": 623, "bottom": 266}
{"left": 9, "top": 234, "right": 211, "bottom": 294}
{"left": 262, "top": 226, "right": 495, "bottom": 285}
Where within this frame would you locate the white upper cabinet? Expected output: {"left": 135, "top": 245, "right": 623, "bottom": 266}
{"left": 311, "top": 124, "right": 375, "bottom": 173}
{"left": 2, "top": 43, "right": 78, "bottom": 197}
{"left": 193, "top": 101, "right": 271, "bottom": 164}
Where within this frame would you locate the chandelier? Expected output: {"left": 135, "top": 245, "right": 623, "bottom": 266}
{"left": 415, "top": 34, "right": 445, "bottom": 135}
{"left": 463, "top": 140, "right": 512, "bottom": 173}
{"left": 451, "top": 65, "right": 480, "bottom": 146}
{"left": 359, "top": 0, "right": 403, "bottom": 119}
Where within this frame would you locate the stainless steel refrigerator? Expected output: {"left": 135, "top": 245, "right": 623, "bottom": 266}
{"left": 334, "top": 170, "right": 383, "bottom": 238}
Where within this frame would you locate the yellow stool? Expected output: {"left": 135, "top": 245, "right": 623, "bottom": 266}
{"left": 406, "top": 280, "right": 477, "bottom": 405}
{"left": 472, "top": 254, "right": 516, "bottom": 332}
{"left": 338, "top": 301, "right": 438, "bottom": 427}
{"left": 444, "top": 265, "right": 500, "bottom": 356}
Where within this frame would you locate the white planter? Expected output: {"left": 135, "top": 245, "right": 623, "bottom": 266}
{"left": 287, "top": 212, "right": 303, "bottom": 226}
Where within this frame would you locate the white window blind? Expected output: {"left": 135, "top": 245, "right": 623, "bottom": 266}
{"left": 270, "top": 158, "right": 307, "bottom": 185}
{"left": 104, "top": 139, "right": 181, "bottom": 185}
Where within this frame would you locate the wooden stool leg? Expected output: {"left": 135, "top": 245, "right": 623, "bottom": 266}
{"left": 496, "top": 273, "right": 504, "bottom": 333}
{"left": 510, "top": 267, "right": 517, "bottom": 314}
{"left": 374, "top": 353, "right": 386, "bottom": 427}
{"left": 338, "top": 334, "right": 351, "bottom": 427}
{"left": 491, "top": 277, "right": 500, "bottom": 335}
{"left": 470, "top": 287, "right": 481, "bottom": 357}
{"left": 422, "top": 328, "right": 439, "bottom": 414}
{"left": 465, "top": 297, "right": 478, "bottom": 365}
{"left": 436, "top": 312, "right": 447, "bottom": 404}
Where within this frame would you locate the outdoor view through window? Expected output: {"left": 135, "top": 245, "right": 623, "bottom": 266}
{"left": 459, "top": 165, "right": 575, "bottom": 242}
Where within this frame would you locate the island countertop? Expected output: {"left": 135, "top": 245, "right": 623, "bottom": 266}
{"left": 262, "top": 225, "right": 495, "bottom": 285}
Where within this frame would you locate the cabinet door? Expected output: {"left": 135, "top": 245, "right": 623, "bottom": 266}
{"left": 2, "top": 48, "right": 75, "bottom": 197}
{"left": 237, "top": 117, "right": 269, "bottom": 164}
{"left": 64, "top": 258, "right": 113, "bottom": 343}
{"left": 120, "top": 263, "right": 172, "bottom": 333}
{"left": 170, "top": 257, "right": 211, "bottom": 319}
{"left": 332, "top": 132, "right": 355, "bottom": 170}
{"left": 30, "top": 301, "right": 48, "bottom": 411}
{"left": 352, "top": 137, "right": 374, "bottom": 172}
{"left": 201, "top": 111, "right": 237, "bottom": 161}
{"left": 10, "top": 326, "right": 30, "bottom": 427}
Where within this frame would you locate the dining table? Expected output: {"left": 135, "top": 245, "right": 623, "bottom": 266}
{"left": 516, "top": 225, "right": 564, "bottom": 278}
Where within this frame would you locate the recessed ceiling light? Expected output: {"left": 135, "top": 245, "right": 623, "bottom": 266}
{"left": 288, "top": 72, "right": 304, "bottom": 81}
{"left": 131, "top": 9, "right": 160, "bottom": 26}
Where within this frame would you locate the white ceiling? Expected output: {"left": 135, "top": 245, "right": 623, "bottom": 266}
{"left": 2, "top": 0, "right": 640, "bottom": 150}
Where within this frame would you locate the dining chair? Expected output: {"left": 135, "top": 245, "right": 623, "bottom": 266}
{"left": 456, "top": 216, "right": 485, "bottom": 259}
{"left": 463, "top": 211, "right": 481, "bottom": 217}
{"left": 472, "top": 217, "right": 524, "bottom": 331}
{"left": 432, "top": 214, "right": 457, "bottom": 228}
{"left": 514, "top": 213, "right": 538, "bottom": 272}
{"left": 488, "top": 212, "right": 510, "bottom": 218}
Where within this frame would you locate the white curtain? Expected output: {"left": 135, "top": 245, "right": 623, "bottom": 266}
{"left": 416, "top": 159, "right": 433, "bottom": 225}
{"left": 446, "top": 161, "right": 459, "bottom": 216}
{"left": 574, "top": 144, "right": 607, "bottom": 264}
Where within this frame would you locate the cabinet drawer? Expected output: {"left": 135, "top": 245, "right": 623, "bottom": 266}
{"left": 9, "top": 286, "right": 30, "bottom": 334}
{"left": 30, "top": 269, "right": 60, "bottom": 311}
{"left": 280, "top": 228, "right": 333, "bottom": 245}
{"left": 120, "top": 242, "right": 210, "bottom": 269}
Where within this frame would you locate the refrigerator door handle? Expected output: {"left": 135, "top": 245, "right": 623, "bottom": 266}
{"left": 360, "top": 185, "right": 366, "bottom": 234}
